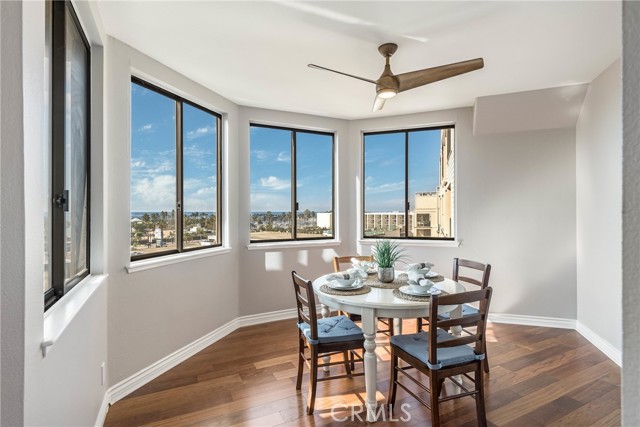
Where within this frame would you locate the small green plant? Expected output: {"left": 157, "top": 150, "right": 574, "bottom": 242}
{"left": 372, "top": 240, "right": 406, "bottom": 268}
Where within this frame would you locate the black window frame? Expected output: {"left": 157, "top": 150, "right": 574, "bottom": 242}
{"left": 130, "top": 76, "right": 223, "bottom": 262}
{"left": 45, "top": 0, "right": 91, "bottom": 311}
{"left": 249, "top": 123, "right": 335, "bottom": 243}
{"left": 361, "top": 125, "right": 455, "bottom": 241}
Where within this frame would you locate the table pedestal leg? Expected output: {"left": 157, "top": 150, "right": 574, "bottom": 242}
{"left": 361, "top": 308, "right": 378, "bottom": 422}
{"left": 320, "top": 304, "right": 331, "bottom": 372}
{"left": 393, "top": 318, "right": 402, "bottom": 335}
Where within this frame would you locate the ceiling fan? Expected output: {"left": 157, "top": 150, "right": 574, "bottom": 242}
{"left": 308, "top": 43, "right": 484, "bottom": 112}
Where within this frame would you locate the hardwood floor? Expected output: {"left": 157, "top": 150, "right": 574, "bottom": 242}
{"left": 104, "top": 320, "right": 620, "bottom": 426}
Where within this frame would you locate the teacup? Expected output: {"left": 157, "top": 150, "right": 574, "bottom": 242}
{"left": 408, "top": 279, "right": 434, "bottom": 294}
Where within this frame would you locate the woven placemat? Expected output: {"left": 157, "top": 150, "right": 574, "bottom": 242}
{"left": 392, "top": 288, "right": 449, "bottom": 302}
{"left": 320, "top": 284, "right": 372, "bottom": 296}
{"left": 364, "top": 273, "right": 409, "bottom": 289}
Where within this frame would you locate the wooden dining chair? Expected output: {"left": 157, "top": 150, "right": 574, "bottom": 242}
{"left": 388, "top": 287, "right": 493, "bottom": 427}
{"left": 292, "top": 271, "right": 365, "bottom": 415}
{"left": 418, "top": 258, "right": 492, "bottom": 372}
{"left": 333, "top": 255, "right": 394, "bottom": 336}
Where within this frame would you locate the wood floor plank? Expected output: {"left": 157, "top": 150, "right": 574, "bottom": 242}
{"left": 104, "top": 321, "right": 620, "bottom": 427}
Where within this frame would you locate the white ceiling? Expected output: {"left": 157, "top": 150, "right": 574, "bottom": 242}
{"left": 98, "top": 1, "right": 621, "bottom": 120}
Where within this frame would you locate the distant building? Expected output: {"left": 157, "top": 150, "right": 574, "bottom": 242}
{"left": 365, "top": 128, "right": 454, "bottom": 238}
{"left": 317, "top": 212, "right": 332, "bottom": 229}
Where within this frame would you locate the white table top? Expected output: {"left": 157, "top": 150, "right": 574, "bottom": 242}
{"left": 312, "top": 271, "right": 465, "bottom": 318}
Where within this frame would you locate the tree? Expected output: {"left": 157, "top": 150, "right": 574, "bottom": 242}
{"left": 142, "top": 213, "right": 150, "bottom": 223}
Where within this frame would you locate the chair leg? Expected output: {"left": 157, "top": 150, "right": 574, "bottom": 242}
{"left": 350, "top": 350, "right": 355, "bottom": 372}
{"left": 307, "top": 346, "right": 318, "bottom": 415}
{"left": 389, "top": 318, "right": 394, "bottom": 336}
{"left": 429, "top": 372, "right": 441, "bottom": 426}
{"left": 296, "top": 337, "right": 304, "bottom": 390}
{"left": 484, "top": 353, "right": 490, "bottom": 373}
{"left": 343, "top": 350, "right": 352, "bottom": 376}
{"left": 476, "top": 363, "right": 487, "bottom": 426}
{"left": 416, "top": 318, "right": 423, "bottom": 333}
{"left": 387, "top": 347, "right": 399, "bottom": 408}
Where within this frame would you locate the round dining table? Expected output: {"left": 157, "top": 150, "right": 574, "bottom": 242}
{"left": 312, "top": 272, "right": 465, "bottom": 423}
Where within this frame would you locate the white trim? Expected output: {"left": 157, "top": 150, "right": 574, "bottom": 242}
{"left": 488, "top": 313, "right": 576, "bottom": 329}
{"left": 105, "top": 308, "right": 299, "bottom": 407}
{"left": 94, "top": 393, "right": 110, "bottom": 427}
{"left": 43, "top": 274, "right": 108, "bottom": 357}
{"left": 247, "top": 240, "right": 341, "bottom": 251}
{"left": 358, "top": 239, "right": 461, "bottom": 248}
{"left": 576, "top": 321, "right": 622, "bottom": 367}
{"left": 127, "top": 247, "right": 232, "bottom": 273}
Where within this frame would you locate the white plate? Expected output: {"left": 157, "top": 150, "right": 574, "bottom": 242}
{"left": 399, "top": 285, "right": 442, "bottom": 297}
{"left": 425, "top": 271, "right": 439, "bottom": 278}
{"left": 327, "top": 281, "right": 365, "bottom": 291}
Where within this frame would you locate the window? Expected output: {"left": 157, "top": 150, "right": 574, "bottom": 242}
{"left": 130, "top": 78, "right": 222, "bottom": 260}
{"left": 44, "top": 0, "right": 91, "bottom": 310}
{"left": 362, "top": 126, "right": 455, "bottom": 240}
{"left": 250, "top": 124, "right": 334, "bottom": 242}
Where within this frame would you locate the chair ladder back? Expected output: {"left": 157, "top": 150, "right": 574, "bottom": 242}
{"left": 428, "top": 288, "right": 493, "bottom": 365}
{"left": 453, "top": 258, "right": 491, "bottom": 289}
{"left": 333, "top": 255, "right": 373, "bottom": 273}
{"left": 292, "top": 271, "right": 319, "bottom": 341}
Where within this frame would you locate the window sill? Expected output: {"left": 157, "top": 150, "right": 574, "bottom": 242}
{"left": 42, "top": 273, "right": 108, "bottom": 357}
{"left": 358, "top": 239, "right": 461, "bottom": 248}
{"left": 127, "top": 247, "right": 232, "bottom": 273}
{"left": 247, "top": 240, "right": 341, "bottom": 251}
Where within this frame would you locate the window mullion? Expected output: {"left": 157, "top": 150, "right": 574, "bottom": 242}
{"left": 404, "top": 131, "right": 409, "bottom": 238}
{"left": 216, "top": 116, "right": 222, "bottom": 245}
{"left": 291, "top": 131, "right": 297, "bottom": 240}
{"left": 176, "top": 101, "right": 184, "bottom": 251}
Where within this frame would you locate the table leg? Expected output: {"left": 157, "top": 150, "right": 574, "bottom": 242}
{"left": 450, "top": 305, "right": 463, "bottom": 337}
{"left": 320, "top": 304, "right": 331, "bottom": 372}
{"left": 361, "top": 308, "right": 378, "bottom": 422}
{"left": 393, "top": 318, "right": 402, "bottom": 335}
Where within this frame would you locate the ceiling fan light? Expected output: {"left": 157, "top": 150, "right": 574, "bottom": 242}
{"left": 377, "top": 88, "right": 397, "bottom": 99}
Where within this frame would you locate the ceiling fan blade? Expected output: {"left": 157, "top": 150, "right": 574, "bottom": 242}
{"left": 397, "top": 58, "right": 484, "bottom": 93}
{"left": 372, "top": 96, "right": 386, "bottom": 112}
{"left": 308, "top": 64, "right": 376, "bottom": 84}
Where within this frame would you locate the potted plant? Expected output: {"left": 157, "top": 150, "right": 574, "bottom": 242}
{"left": 372, "top": 240, "right": 405, "bottom": 283}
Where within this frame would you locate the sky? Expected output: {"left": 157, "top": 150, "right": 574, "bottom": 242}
{"left": 250, "top": 126, "right": 333, "bottom": 213}
{"left": 131, "top": 81, "right": 443, "bottom": 215}
{"left": 364, "top": 129, "right": 441, "bottom": 212}
{"left": 131, "top": 82, "right": 217, "bottom": 213}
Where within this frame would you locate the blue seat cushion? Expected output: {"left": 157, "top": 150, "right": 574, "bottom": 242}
{"left": 390, "top": 330, "right": 484, "bottom": 370}
{"left": 298, "top": 315, "right": 364, "bottom": 345}
{"left": 437, "top": 304, "right": 479, "bottom": 320}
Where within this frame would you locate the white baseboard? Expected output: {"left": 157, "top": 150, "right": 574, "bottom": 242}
{"left": 576, "top": 321, "right": 622, "bottom": 367}
{"left": 106, "top": 308, "right": 299, "bottom": 407}
{"left": 489, "top": 313, "right": 576, "bottom": 329}
{"left": 94, "top": 392, "right": 110, "bottom": 427}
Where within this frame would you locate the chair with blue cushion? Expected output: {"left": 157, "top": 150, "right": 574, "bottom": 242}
{"left": 292, "top": 271, "right": 365, "bottom": 415}
{"left": 418, "top": 258, "right": 492, "bottom": 372}
{"left": 389, "top": 287, "right": 492, "bottom": 427}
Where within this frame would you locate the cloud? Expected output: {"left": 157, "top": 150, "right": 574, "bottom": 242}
{"left": 251, "top": 150, "right": 268, "bottom": 161}
{"left": 131, "top": 160, "right": 146, "bottom": 168}
{"left": 259, "top": 176, "right": 291, "bottom": 190}
{"left": 138, "top": 123, "right": 153, "bottom": 133}
{"left": 250, "top": 192, "right": 291, "bottom": 212}
{"left": 365, "top": 181, "right": 404, "bottom": 195}
{"left": 276, "top": 151, "right": 290, "bottom": 162}
{"left": 130, "top": 175, "right": 175, "bottom": 211}
{"left": 379, "top": 156, "right": 402, "bottom": 167}
{"left": 186, "top": 126, "right": 215, "bottom": 141}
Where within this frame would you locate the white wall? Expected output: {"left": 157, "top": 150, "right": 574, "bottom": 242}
{"left": 1, "top": 1, "right": 26, "bottom": 425}
{"left": 351, "top": 108, "right": 577, "bottom": 320}
{"left": 622, "top": 2, "right": 640, "bottom": 424}
{"left": 105, "top": 37, "right": 241, "bottom": 384}
{"left": 576, "top": 60, "right": 622, "bottom": 356}
{"left": 237, "top": 107, "right": 351, "bottom": 316}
